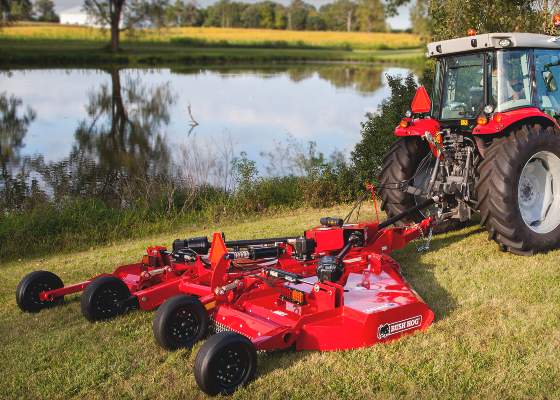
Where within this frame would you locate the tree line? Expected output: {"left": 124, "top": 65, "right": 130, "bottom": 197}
{"left": 164, "top": 0, "right": 386, "bottom": 32}
{"left": 1, "top": 0, "right": 59, "bottom": 22}
{"left": 3, "top": 0, "right": 389, "bottom": 32}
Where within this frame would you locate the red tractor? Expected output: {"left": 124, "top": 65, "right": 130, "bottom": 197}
{"left": 379, "top": 32, "right": 560, "bottom": 255}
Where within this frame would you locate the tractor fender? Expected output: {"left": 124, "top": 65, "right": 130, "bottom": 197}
{"left": 394, "top": 117, "right": 440, "bottom": 137}
{"left": 473, "top": 107, "right": 559, "bottom": 135}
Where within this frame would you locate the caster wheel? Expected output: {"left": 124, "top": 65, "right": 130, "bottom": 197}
{"left": 194, "top": 332, "right": 257, "bottom": 396}
{"left": 152, "top": 295, "right": 208, "bottom": 350}
{"left": 80, "top": 276, "right": 130, "bottom": 321}
{"left": 16, "top": 270, "right": 64, "bottom": 312}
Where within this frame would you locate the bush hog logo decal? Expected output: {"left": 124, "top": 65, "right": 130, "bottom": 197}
{"left": 377, "top": 316, "right": 422, "bottom": 339}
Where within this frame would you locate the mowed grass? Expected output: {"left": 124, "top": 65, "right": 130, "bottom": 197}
{"left": 1, "top": 24, "right": 421, "bottom": 50}
{"left": 2, "top": 204, "right": 559, "bottom": 399}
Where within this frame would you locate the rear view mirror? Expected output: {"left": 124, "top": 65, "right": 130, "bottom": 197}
{"left": 543, "top": 70, "right": 558, "bottom": 92}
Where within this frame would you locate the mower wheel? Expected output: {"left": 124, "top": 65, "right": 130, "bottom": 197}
{"left": 378, "top": 137, "right": 466, "bottom": 233}
{"left": 80, "top": 276, "right": 131, "bottom": 321}
{"left": 476, "top": 123, "right": 560, "bottom": 255}
{"left": 16, "top": 270, "right": 64, "bottom": 313}
{"left": 152, "top": 295, "right": 208, "bottom": 350}
{"left": 194, "top": 332, "right": 257, "bottom": 396}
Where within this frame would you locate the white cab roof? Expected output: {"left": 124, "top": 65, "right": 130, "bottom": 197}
{"left": 427, "top": 33, "right": 560, "bottom": 57}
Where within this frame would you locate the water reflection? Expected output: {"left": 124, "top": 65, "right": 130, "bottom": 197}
{"left": 34, "top": 68, "right": 176, "bottom": 207}
{"left": 0, "top": 64, "right": 413, "bottom": 211}
{"left": 0, "top": 92, "right": 37, "bottom": 210}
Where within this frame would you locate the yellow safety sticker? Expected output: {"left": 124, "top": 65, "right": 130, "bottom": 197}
{"left": 460, "top": 119, "right": 469, "bottom": 126}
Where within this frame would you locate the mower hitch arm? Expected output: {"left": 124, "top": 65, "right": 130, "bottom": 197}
{"left": 378, "top": 196, "right": 440, "bottom": 229}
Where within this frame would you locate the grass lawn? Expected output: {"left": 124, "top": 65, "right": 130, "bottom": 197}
{"left": 1, "top": 204, "right": 559, "bottom": 399}
{"left": 0, "top": 24, "right": 424, "bottom": 66}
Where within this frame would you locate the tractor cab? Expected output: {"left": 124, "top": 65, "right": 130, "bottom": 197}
{"left": 427, "top": 33, "right": 560, "bottom": 130}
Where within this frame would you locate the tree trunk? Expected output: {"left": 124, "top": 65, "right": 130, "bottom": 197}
{"left": 110, "top": 0, "right": 124, "bottom": 53}
{"left": 287, "top": 12, "right": 292, "bottom": 30}
{"left": 346, "top": 9, "right": 352, "bottom": 32}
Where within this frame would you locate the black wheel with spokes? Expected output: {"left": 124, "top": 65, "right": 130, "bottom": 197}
{"left": 16, "top": 270, "right": 64, "bottom": 313}
{"left": 194, "top": 332, "right": 257, "bottom": 396}
{"left": 152, "top": 295, "right": 208, "bottom": 350}
{"left": 80, "top": 276, "right": 130, "bottom": 321}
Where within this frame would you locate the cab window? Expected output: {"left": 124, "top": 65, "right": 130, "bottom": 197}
{"left": 535, "top": 49, "right": 560, "bottom": 117}
{"left": 495, "top": 50, "right": 532, "bottom": 112}
{"left": 440, "top": 53, "right": 485, "bottom": 120}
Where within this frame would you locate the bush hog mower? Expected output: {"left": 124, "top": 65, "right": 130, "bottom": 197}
{"left": 379, "top": 32, "right": 560, "bottom": 255}
{"left": 17, "top": 193, "right": 440, "bottom": 395}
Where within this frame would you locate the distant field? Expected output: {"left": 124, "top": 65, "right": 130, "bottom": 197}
{"left": 0, "top": 23, "right": 421, "bottom": 50}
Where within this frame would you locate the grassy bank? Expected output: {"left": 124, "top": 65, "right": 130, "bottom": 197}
{"left": 1, "top": 204, "right": 559, "bottom": 399}
{"left": 0, "top": 24, "right": 424, "bottom": 66}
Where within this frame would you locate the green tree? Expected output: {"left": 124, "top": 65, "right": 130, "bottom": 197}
{"left": 351, "top": 74, "right": 417, "bottom": 182}
{"left": 83, "top": 0, "right": 128, "bottom": 52}
{"left": 128, "top": 0, "right": 169, "bottom": 28}
{"left": 320, "top": 0, "right": 357, "bottom": 31}
{"left": 9, "top": 0, "right": 33, "bottom": 20}
{"left": 34, "top": 0, "right": 59, "bottom": 22}
{"left": 204, "top": 0, "right": 245, "bottom": 27}
{"left": 409, "top": 0, "right": 428, "bottom": 40}
{"left": 165, "top": 0, "right": 202, "bottom": 26}
{"left": 273, "top": 3, "right": 286, "bottom": 28}
{"left": 356, "top": 0, "right": 385, "bottom": 32}
{"left": 305, "top": 8, "right": 325, "bottom": 30}
{"left": 257, "top": 1, "right": 276, "bottom": 29}
{"left": 241, "top": 3, "right": 260, "bottom": 27}
{"left": 287, "top": 0, "right": 309, "bottom": 30}
{"left": 429, "top": 0, "right": 542, "bottom": 40}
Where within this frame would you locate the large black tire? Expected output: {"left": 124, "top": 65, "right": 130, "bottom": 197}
{"left": 152, "top": 295, "right": 208, "bottom": 350}
{"left": 16, "top": 270, "right": 64, "bottom": 313}
{"left": 476, "top": 123, "right": 560, "bottom": 255}
{"left": 194, "top": 332, "right": 257, "bottom": 396}
{"left": 80, "top": 276, "right": 131, "bottom": 321}
{"left": 378, "top": 137, "right": 464, "bottom": 232}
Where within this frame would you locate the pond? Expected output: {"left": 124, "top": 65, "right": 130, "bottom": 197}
{"left": 0, "top": 64, "right": 414, "bottom": 208}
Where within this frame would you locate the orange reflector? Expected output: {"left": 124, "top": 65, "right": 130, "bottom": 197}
{"left": 467, "top": 28, "right": 477, "bottom": 36}
{"left": 554, "top": 14, "right": 560, "bottom": 28}
{"left": 399, "top": 119, "right": 409, "bottom": 128}
{"left": 493, "top": 113, "right": 503, "bottom": 123}
{"left": 290, "top": 289, "right": 305, "bottom": 305}
{"left": 435, "top": 132, "right": 443, "bottom": 144}
{"left": 477, "top": 115, "right": 488, "bottom": 125}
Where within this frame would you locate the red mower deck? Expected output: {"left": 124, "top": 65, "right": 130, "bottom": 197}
{"left": 17, "top": 198, "right": 438, "bottom": 396}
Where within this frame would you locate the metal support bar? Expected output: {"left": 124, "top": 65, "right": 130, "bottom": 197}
{"left": 378, "top": 197, "right": 439, "bottom": 229}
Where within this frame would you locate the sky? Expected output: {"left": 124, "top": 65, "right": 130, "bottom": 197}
{"left": 53, "top": 0, "right": 412, "bottom": 29}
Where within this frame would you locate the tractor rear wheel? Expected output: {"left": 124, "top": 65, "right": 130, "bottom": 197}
{"left": 476, "top": 123, "right": 560, "bottom": 255}
{"left": 378, "top": 137, "right": 464, "bottom": 232}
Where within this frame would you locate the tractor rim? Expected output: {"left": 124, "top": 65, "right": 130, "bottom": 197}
{"left": 215, "top": 345, "right": 248, "bottom": 390}
{"left": 170, "top": 306, "right": 199, "bottom": 343}
{"left": 518, "top": 150, "right": 560, "bottom": 234}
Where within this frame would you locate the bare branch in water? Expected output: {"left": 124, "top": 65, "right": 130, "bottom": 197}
{"left": 187, "top": 103, "right": 199, "bottom": 135}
